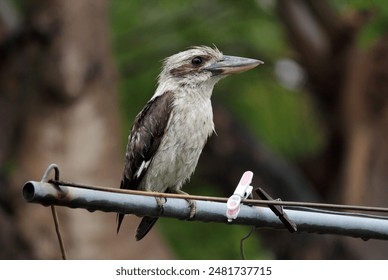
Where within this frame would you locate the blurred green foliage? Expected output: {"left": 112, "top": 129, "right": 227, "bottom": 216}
{"left": 332, "top": 0, "right": 388, "bottom": 49}
{"left": 109, "top": 0, "right": 322, "bottom": 259}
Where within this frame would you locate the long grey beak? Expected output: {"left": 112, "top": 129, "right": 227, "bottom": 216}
{"left": 205, "top": 55, "right": 263, "bottom": 75}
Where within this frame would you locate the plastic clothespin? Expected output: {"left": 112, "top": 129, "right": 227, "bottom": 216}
{"left": 226, "top": 171, "right": 254, "bottom": 222}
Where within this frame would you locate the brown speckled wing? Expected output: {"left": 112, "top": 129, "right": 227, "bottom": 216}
{"left": 117, "top": 91, "right": 174, "bottom": 233}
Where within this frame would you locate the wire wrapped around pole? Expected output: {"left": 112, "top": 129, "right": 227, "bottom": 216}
{"left": 22, "top": 180, "right": 388, "bottom": 241}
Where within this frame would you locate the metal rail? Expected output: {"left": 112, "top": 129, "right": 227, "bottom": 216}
{"left": 23, "top": 180, "right": 388, "bottom": 241}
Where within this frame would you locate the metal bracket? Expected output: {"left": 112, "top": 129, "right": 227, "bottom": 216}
{"left": 255, "top": 187, "right": 297, "bottom": 232}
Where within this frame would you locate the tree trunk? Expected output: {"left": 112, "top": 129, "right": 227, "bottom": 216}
{"left": 3, "top": 0, "right": 173, "bottom": 259}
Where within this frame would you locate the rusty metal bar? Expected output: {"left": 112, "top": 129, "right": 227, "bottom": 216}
{"left": 23, "top": 180, "right": 388, "bottom": 240}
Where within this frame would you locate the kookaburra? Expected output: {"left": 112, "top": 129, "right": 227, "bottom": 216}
{"left": 117, "top": 46, "right": 262, "bottom": 241}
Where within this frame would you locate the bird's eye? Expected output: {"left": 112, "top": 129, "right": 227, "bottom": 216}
{"left": 191, "top": 56, "right": 203, "bottom": 66}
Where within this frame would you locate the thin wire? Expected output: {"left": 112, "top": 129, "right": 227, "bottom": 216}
{"left": 286, "top": 206, "right": 388, "bottom": 220}
{"left": 50, "top": 179, "right": 388, "bottom": 215}
{"left": 240, "top": 227, "right": 254, "bottom": 260}
{"left": 42, "top": 164, "right": 67, "bottom": 260}
{"left": 50, "top": 206, "right": 67, "bottom": 260}
{"left": 240, "top": 192, "right": 255, "bottom": 260}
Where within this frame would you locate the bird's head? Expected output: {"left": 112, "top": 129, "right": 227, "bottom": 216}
{"left": 155, "top": 46, "right": 263, "bottom": 97}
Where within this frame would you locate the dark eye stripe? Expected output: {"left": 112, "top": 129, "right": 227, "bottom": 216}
{"left": 169, "top": 55, "right": 212, "bottom": 77}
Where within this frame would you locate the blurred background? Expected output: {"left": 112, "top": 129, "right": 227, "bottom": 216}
{"left": 0, "top": 0, "right": 387, "bottom": 259}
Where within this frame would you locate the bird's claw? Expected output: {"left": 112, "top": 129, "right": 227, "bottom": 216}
{"left": 187, "top": 199, "right": 197, "bottom": 220}
{"left": 155, "top": 196, "right": 166, "bottom": 215}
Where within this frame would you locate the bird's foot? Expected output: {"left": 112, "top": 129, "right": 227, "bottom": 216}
{"left": 170, "top": 189, "right": 197, "bottom": 220}
{"left": 155, "top": 196, "right": 166, "bottom": 215}
{"left": 187, "top": 199, "right": 197, "bottom": 220}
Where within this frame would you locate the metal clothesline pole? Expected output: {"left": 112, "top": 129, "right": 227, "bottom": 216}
{"left": 23, "top": 180, "right": 388, "bottom": 241}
